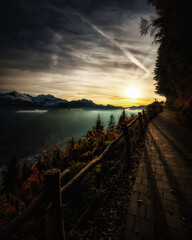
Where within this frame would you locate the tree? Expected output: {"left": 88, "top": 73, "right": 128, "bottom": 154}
{"left": 140, "top": 0, "right": 192, "bottom": 109}
{"left": 108, "top": 114, "right": 115, "bottom": 132}
{"left": 95, "top": 114, "right": 104, "bottom": 131}
{"left": 118, "top": 109, "right": 126, "bottom": 125}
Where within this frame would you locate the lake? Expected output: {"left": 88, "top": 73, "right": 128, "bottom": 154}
{"left": 0, "top": 108, "right": 143, "bottom": 166}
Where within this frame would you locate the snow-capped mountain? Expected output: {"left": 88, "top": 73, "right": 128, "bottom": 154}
{"left": 0, "top": 91, "right": 68, "bottom": 107}
{"left": 0, "top": 91, "right": 34, "bottom": 106}
{"left": 0, "top": 91, "right": 122, "bottom": 109}
{"left": 33, "top": 94, "right": 68, "bottom": 107}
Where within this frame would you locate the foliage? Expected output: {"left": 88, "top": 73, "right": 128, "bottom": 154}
{"left": 0, "top": 113, "right": 122, "bottom": 235}
{"left": 140, "top": 0, "right": 192, "bottom": 125}
{"left": 22, "top": 166, "right": 44, "bottom": 201}
{"left": 146, "top": 100, "right": 163, "bottom": 114}
{"left": 108, "top": 114, "right": 115, "bottom": 132}
{"left": 0, "top": 105, "right": 161, "bottom": 237}
{"left": 117, "top": 109, "right": 127, "bottom": 127}
{"left": 94, "top": 114, "right": 104, "bottom": 132}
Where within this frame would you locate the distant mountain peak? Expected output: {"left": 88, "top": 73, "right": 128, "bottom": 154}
{"left": 0, "top": 91, "right": 123, "bottom": 109}
{"left": 33, "top": 94, "right": 68, "bottom": 107}
{"left": 36, "top": 94, "right": 55, "bottom": 98}
{"left": 9, "top": 91, "right": 23, "bottom": 96}
{"left": 128, "top": 105, "right": 146, "bottom": 110}
{"left": 80, "top": 98, "right": 95, "bottom": 104}
{"left": 81, "top": 98, "right": 92, "bottom": 101}
{"left": 0, "top": 91, "right": 34, "bottom": 106}
{"left": 10, "top": 91, "right": 18, "bottom": 95}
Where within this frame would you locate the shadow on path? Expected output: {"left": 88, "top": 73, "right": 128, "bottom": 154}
{"left": 151, "top": 121, "right": 192, "bottom": 167}
{"left": 143, "top": 142, "right": 171, "bottom": 238}
{"left": 121, "top": 108, "right": 192, "bottom": 239}
{"left": 147, "top": 128, "right": 192, "bottom": 229}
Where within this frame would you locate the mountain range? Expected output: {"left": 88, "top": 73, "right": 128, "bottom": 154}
{"left": 0, "top": 91, "right": 123, "bottom": 109}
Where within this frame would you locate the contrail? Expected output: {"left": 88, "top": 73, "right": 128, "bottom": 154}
{"left": 73, "top": 11, "right": 150, "bottom": 76}
{"left": 89, "top": 21, "right": 150, "bottom": 76}
{"left": 49, "top": 6, "right": 150, "bottom": 76}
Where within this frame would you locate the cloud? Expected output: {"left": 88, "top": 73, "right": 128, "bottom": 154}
{"left": 49, "top": 6, "right": 151, "bottom": 76}
{"left": 0, "top": 0, "right": 159, "bottom": 106}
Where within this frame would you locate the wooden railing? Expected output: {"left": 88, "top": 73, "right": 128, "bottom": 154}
{"left": 0, "top": 106, "right": 162, "bottom": 239}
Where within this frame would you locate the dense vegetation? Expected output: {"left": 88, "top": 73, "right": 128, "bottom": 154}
{"left": 140, "top": 0, "right": 192, "bottom": 126}
{"left": 0, "top": 102, "right": 162, "bottom": 239}
{"left": 0, "top": 109, "right": 136, "bottom": 239}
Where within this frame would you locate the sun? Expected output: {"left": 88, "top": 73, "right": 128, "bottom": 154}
{"left": 126, "top": 87, "right": 140, "bottom": 99}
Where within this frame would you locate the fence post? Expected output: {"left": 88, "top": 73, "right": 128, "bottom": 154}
{"left": 121, "top": 123, "right": 131, "bottom": 166}
{"left": 44, "top": 168, "right": 65, "bottom": 240}
{"left": 142, "top": 110, "right": 147, "bottom": 127}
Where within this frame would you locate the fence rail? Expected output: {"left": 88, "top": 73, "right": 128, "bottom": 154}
{"left": 0, "top": 105, "right": 162, "bottom": 239}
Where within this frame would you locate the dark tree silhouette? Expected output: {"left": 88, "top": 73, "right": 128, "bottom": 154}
{"left": 108, "top": 114, "right": 115, "bottom": 132}
{"left": 118, "top": 109, "right": 126, "bottom": 125}
{"left": 140, "top": 0, "right": 192, "bottom": 122}
{"left": 95, "top": 114, "right": 104, "bottom": 131}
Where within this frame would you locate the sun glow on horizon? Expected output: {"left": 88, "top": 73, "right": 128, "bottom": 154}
{"left": 126, "top": 87, "right": 140, "bottom": 99}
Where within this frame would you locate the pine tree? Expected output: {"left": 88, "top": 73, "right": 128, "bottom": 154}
{"left": 118, "top": 109, "right": 126, "bottom": 125}
{"left": 95, "top": 114, "right": 104, "bottom": 131}
{"left": 108, "top": 114, "right": 115, "bottom": 132}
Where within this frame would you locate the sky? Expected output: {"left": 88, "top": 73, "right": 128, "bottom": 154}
{"left": 0, "top": 0, "right": 165, "bottom": 107}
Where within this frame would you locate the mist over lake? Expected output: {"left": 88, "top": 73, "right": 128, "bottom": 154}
{"left": 0, "top": 108, "right": 142, "bottom": 166}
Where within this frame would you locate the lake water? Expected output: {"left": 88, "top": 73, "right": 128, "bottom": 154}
{"left": 0, "top": 108, "right": 142, "bottom": 166}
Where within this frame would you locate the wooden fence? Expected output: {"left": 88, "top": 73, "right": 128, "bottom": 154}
{"left": 0, "top": 105, "right": 162, "bottom": 240}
